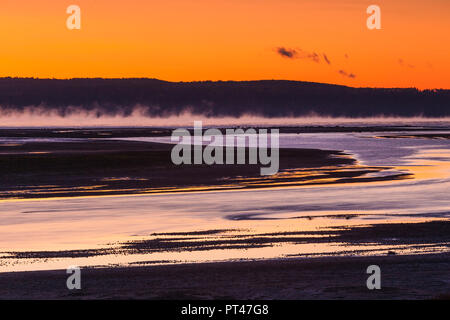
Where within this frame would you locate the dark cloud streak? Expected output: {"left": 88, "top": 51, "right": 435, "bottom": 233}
{"left": 276, "top": 47, "right": 297, "bottom": 59}
{"left": 276, "top": 47, "right": 321, "bottom": 63}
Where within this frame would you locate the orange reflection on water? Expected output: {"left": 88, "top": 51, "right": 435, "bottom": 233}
{"left": 397, "top": 149, "right": 450, "bottom": 180}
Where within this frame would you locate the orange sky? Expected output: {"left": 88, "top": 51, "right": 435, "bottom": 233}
{"left": 0, "top": 0, "right": 449, "bottom": 89}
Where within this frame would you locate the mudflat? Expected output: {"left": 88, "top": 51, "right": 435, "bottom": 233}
{"left": 0, "top": 137, "right": 406, "bottom": 200}
{"left": 1, "top": 252, "right": 449, "bottom": 300}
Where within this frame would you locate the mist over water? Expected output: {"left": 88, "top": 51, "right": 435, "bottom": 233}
{"left": 2, "top": 108, "right": 450, "bottom": 128}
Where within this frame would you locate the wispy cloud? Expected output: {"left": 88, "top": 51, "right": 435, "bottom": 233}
{"left": 338, "top": 70, "right": 356, "bottom": 78}
{"left": 297, "top": 49, "right": 320, "bottom": 63}
{"left": 276, "top": 47, "right": 357, "bottom": 79}
{"left": 398, "top": 58, "right": 415, "bottom": 68}
{"left": 276, "top": 47, "right": 323, "bottom": 63}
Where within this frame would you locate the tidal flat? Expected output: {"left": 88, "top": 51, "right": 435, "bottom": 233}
{"left": 1, "top": 126, "right": 450, "bottom": 299}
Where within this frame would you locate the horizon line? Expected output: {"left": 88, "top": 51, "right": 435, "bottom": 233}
{"left": 1, "top": 77, "right": 448, "bottom": 91}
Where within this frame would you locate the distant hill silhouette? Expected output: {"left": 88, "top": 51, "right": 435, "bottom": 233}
{"left": 0, "top": 78, "right": 449, "bottom": 117}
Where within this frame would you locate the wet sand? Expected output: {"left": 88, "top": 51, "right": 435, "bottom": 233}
{"left": 1, "top": 252, "right": 449, "bottom": 300}
{"left": 5, "top": 220, "right": 449, "bottom": 260}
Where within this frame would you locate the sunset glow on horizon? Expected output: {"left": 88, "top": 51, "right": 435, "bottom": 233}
{"left": 1, "top": 0, "right": 449, "bottom": 89}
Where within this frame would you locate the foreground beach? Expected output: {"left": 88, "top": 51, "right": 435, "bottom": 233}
{"left": 1, "top": 252, "right": 449, "bottom": 300}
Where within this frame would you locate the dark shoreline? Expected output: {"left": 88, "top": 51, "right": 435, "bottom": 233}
{"left": 1, "top": 78, "right": 449, "bottom": 118}
{"left": 0, "top": 125, "right": 449, "bottom": 139}
{"left": 1, "top": 252, "right": 449, "bottom": 300}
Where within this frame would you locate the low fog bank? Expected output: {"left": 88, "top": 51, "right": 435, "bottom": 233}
{"left": 1, "top": 109, "right": 450, "bottom": 128}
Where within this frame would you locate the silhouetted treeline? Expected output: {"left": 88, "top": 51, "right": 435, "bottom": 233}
{"left": 0, "top": 78, "right": 449, "bottom": 117}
